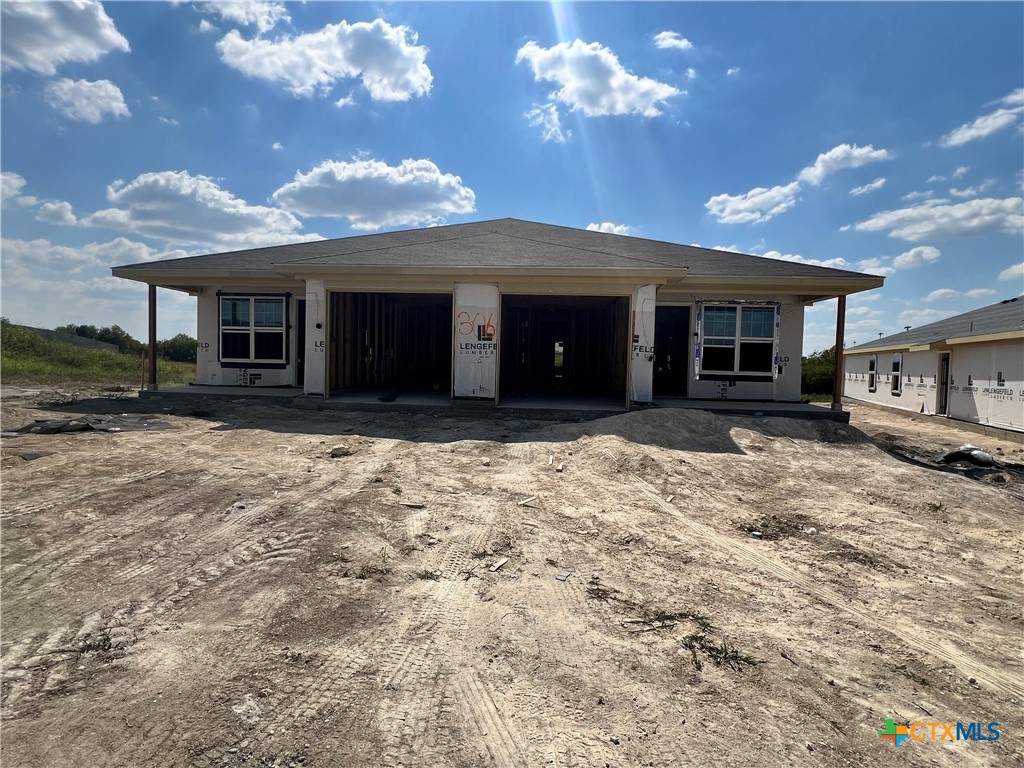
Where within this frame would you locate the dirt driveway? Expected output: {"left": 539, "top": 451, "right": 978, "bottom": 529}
{"left": 2, "top": 392, "right": 1022, "bottom": 767}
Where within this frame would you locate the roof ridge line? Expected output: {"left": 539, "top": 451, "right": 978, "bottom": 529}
{"left": 272, "top": 230, "right": 499, "bottom": 265}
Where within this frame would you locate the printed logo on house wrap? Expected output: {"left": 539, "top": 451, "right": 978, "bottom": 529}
{"left": 878, "top": 718, "right": 1000, "bottom": 747}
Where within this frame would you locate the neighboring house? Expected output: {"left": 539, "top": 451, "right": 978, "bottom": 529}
{"left": 844, "top": 297, "right": 1024, "bottom": 432}
{"left": 112, "top": 218, "right": 882, "bottom": 406}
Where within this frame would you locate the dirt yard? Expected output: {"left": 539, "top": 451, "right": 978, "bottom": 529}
{"left": 2, "top": 390, "right": 1022, "bottom": 767}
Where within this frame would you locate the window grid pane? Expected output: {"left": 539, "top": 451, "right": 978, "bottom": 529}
{"left": 221, "top": 298, "right": 250, "bottom": 328}
{"left": 254, "top": 299, "right": 284, "bottom": 328}
{"left": 703, "top": 307, "right": 737, "bottom": 338}
{"left": 741, "top": 308, "right": 774, "bottom": 338}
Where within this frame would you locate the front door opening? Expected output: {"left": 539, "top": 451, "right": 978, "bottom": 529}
{"left": 500, "top": 295, "right": 629, "bottom": 400}
{"left": 329, "top": 292, "right": 452, "bottom": 398}
{"left": 937, "top": 352, "right": 951, "bottom": 416}
{"left": 653, "top": 306, "right": 691, "bottom": 397}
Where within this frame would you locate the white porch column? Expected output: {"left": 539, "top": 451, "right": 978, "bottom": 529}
{"left": 303, "top": 279, "right": 327, "bottom": 396}
{"left": 630, "top": 284, "right": 657, "bottom": 404}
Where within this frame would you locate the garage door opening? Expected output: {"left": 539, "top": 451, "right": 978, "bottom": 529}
{"left": 329, "top": 293, "right": 452, "bottom": 402}
{"left": 500, "top": 295, "right": 629, "bottom": 406}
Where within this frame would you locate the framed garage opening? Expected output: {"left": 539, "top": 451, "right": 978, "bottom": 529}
{"left": 329, "top": 292, "right": 453, "bottom": 398}
{"left": 499, "top": 295, "right": 629, "bottom": 403}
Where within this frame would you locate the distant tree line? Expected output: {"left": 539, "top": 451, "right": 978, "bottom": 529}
{"left": 54, "top": 324, "right": 198, "bottom": 363}
{"left": 801, "top": 345, "right": 835, "bottom": 395}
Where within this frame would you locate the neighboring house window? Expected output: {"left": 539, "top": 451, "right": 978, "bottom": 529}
{"left": 868, "top": 354, "right": 877, "bottom": 392}
{"left": 890, "top": 352, "right": 902, "bottom": 394}
{"left": 699, "top": 305, "right": 776, "bottom": 375}
{"left": 220, "top": 296, "right": 286, "bottom": 363}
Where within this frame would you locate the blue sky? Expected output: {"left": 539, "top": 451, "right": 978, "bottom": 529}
{"left": 2, "top": 1, "right": 1022, "bottom": 353}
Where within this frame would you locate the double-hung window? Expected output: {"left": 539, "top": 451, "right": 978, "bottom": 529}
{"left": 220, "top": 296, "right": 286, "bottom": 364}
{"left": 868, "top": 354, "right": 878, "bottom": 392}
{"left": 890, "top": 352, "right": 903, "bottom": 394}
{"left": 699, "top": 304, "right": 777, "bottom": 376}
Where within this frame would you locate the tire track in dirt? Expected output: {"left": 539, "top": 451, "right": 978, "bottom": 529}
{"left": 454, "top": 670, "right": 529, "bottom": 768}
{"left": 1, "top": 605, "right": 138, "bottom": 720}
{"left": 632, "top": 476, "right": 1024, "bottom": 700}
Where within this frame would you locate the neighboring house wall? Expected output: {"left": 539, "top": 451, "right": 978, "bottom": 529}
{"left": 845, "top": 350, "right": 941, "bottom": 415}
{"left": 845, "top": 340, "right": 1023, "bottom": 432}
{"left": 948, "top": 341, "right": 1023, "bottom": 432}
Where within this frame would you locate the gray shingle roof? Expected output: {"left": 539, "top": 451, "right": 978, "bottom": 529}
{"left": 846, "top": 297, "right": 1024, "bottom": 351}
{"left": 112, "top": 218, "right": 878, "bottom": 281}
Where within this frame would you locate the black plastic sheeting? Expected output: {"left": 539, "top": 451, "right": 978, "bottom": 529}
{"left": 11, "top": 414, "right": 175, "bottom": 435}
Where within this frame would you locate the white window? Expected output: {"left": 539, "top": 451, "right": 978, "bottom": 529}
{"left": 868, "top": 354, "right": 877, "bottom": 392}
{"left": 220, "top": 296, "right": 286, "bottom": 363}
{"left": 890, "top": 352, "right": 902, "bottom": 394}
{"left": 699, "top": 304, "right": 777, "bottom": 375}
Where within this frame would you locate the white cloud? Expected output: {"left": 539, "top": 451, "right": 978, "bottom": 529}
{"left": 926, "top": 174, "right": 946, "bottom": 184}
{"left": 952, "top": 166, "right": 970, "bottom": 179}
{"left": 761, "top": 250, "right": 850, "bottom": 269}
{"left": 708, "top": 144, "right": 891, "bottom": 224}
{"left": 272, "top": 141, "right": 283, "bottom": 151}
{"left": 334, "top": 95, "right": 355, "bottom": 109}
{"left": 704, "top": 182, "right": 801, "bottom": 224}
{"left": 902, "top": 189, "right": 934, "bottom": 202}
{"left": 686, "top": 67, "right": 696, "bottom": 80}
{"left": 892, "top": 245, "right": 941, "bottom": 269}
{"left": 1, "top": 236, "right": 182, "bottom": 274}
{"left": 198, "top": 18, "right": 218, "bottom": 34}
{"left": 1001, "top": 88, "right": 1024, "bottom": 108}
{"left": 999, "top": 262, "right": 1024, "bottom": 282}
{"left": 849, "top": 177, "right": 886, "bottom": 196}
{"left": 1, "top": 172, "right": 29, "bottom": 205}
{"left": 158, "top": 116, "right": 180, "bottom": 127}
{"left": 653, "top": 31, "right": 693, "bottom": 51}
{"left": 940, "top": 90, "right": 1024, "bottom": 147}
{"left": 586, "top": 222, "right": 632, "bottom": 235}
{"left": 838, "top": 224, "right": 851, "bottom": 232}
{"left": 216, "top": 19, "right": 432, "bottom": 101}
{"left": 949, "top": 180, "right": 995, "bottom": 198}
{"left": 855, "top": 257, "right": 895, "bottom": 277}
{"left": 0, "top": 254, "right": 196, "bottom": 341}
{"left": 525, "top": 102, "right": 569, "bottom": 143}
{"left": 80, "top": 170, "right": 317, "bottom": 249}
{"left": 36, "top": 201, "right": 77, "bottom": 225}
{"left": 855, "top": 198, "right": 1024, "bottom": 241}
{"left": 44, "top": 78, "right": 130, "bottom": 124}
{"left": 925, "top": 287, "right": 998, "bottom": 302}
{"left": 516, "top": 39, "right": 680, "bottom": 118}
{"left": 726, "top": 67, "right": 740, "bottom": 76}
{"left": 271, "top": 158, "right": 476, "bottom": 231}
{"left": 0, "top": 0, "right": 129, "bottom": 75}
{"left": 899, "top": 308, "right": 957, "bottom": 328}
{"left": 797, "top": 144, "right": 891, "bottom": 186}
{"left": 924, "top": 288, "right": 959, "bottom": 302}
{"left": 203, "top": 1, "right": 289, "bottom": 34}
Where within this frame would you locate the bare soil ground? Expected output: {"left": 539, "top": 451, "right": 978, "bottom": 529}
{"left": 2, "top": 389, "right": 1022, "bottom": 767}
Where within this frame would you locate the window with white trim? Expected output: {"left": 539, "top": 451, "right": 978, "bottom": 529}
{"left": 220, "top": 296, "right": 286, "bottom": 363}
{"left": 890, "top": 352, "right": 902, "bottom": 394}
{"left": 868, "top": 354, "right": 877, "bottom": 392}
{"left": 699, "top": 305, "right": 776, "bottom": 375}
